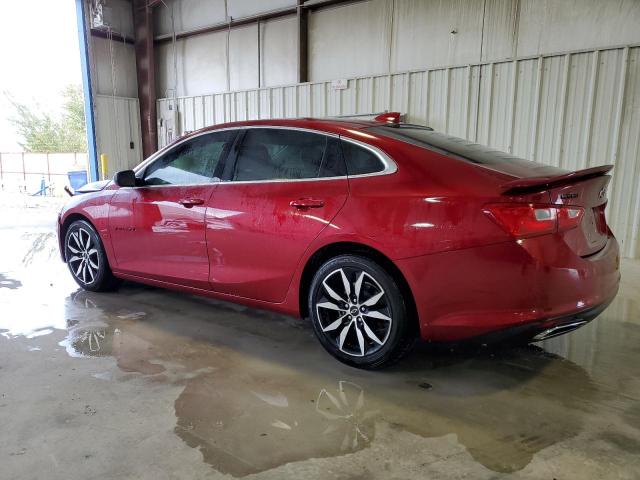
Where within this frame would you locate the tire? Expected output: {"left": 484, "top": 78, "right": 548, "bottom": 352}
{"left": 308, "top": 255, "right": 415, "bottom": 369}
{"left": 64, "top": 220, "right": 121, "bottom": 292}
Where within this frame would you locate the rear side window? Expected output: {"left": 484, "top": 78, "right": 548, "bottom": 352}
{"left": 232, "top": 129, "right": 346, "bottom": 181}
{"left": 341, "top": 141, "right": 385, "bottom": 175}
{"left": 144, "top": 130, "right": 236, "bottom": 185}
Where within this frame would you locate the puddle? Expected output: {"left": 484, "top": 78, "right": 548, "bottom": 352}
{"left": 36, "top": 284, "right": 640, "bottom": 476}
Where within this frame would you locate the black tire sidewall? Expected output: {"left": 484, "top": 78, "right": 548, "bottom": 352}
{"left": 308, "top": 255, "right": 409, "bottom": 369}
{"left": 64, "top": 220, "right": 111, "bottom": 292}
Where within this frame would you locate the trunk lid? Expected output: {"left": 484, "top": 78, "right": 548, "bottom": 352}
{"left": 502, "top": 167, "right": 613, "bottom": 257}
{"left": 545, "top": 174, "right": 611, "bottom": 256}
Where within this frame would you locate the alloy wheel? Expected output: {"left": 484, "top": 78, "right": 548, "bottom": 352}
{"left": 314, "top": 267, "right": 392, "bottom": 357}
{"left": 67, "top": 228, "right": 100, "bottom": 285}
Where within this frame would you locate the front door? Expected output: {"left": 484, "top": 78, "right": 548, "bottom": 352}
{"left": 109, "top": 129, "right": 237, "bottom": 289}
{"left": 206, "top": 127, "right": 349, "bottom": 303}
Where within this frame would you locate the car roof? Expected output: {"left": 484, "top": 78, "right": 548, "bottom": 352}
{"left": 181, "top": 117, "right": 383, "bottom": 138}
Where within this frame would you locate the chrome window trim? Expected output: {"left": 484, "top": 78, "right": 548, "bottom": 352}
{"left": 118, "top": 181, "right": 222, "bottom": 190}
{"left": 125, "top": 125, "right": 397, "bottom": 188}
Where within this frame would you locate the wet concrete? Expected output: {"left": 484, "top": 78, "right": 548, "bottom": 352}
{"left": 1, "top": 193, "right": 640, "bottom": 479}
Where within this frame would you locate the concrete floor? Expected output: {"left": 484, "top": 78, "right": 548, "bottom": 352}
{"left": 1, "top": 193, "right": 639, "bottom": 480}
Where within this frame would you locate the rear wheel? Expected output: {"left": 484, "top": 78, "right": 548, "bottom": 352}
{"left": 308, "top": 255, "right": 414, "bottom": 369}
{"left": 64, "top": 220, "right": 120, "bottom": 292}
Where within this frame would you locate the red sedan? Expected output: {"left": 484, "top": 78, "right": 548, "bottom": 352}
{"left": 57, "top": 116, "right": 620, "bottom": 368}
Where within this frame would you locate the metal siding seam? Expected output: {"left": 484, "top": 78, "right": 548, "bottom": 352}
{"left": 255, "top": 89, "right": 261, "bottom": 120}
{"left": 369, "top": 77, "right": 375, "bottom": 114}
{"left": 293, "top": 85, "right": 298, "bottom": 117}
{"left": 350, "top": 79, "right": 356, "bottom": 114}
{"left": 281, "top": 87, "right": 286, "bottom": 117}
{"left": 223, "top": 93, "right": 227, "bottom": 123}
{"left": 234, "top": 91, "right": 239, "bottom": 121}
{"left": 508, "top": 60, "right": 519, "bottom": 153}
{"left": 192, "top": 96, "right": 196, "bottom": 129}
{"left": 323, "top": 82, "right": 328, "bottom": 117}
{"left": 465, "top": 65, "right": 472, "bottom": 139}
{"left": 444, "top": 68, "right": 450, "bottom": 133}
{"left": 353, "top": 79, "right": 359, "bottom": 113}
{"left": 403, "top": 73, "right": 410, "bottom": 120}
{"left": 424, "top": 70, "right": 430, "bottom": 128}
{"left": 555, "top": 54, "right": 571, "bottom": 168}
{"left": 484, "top": 63, "right": 494, "bottom": 145}
{"left": 582, "top": 50, "right": 600, "bottom": 167}
{"left": 530, "top": 56, "right": 544, "bottom": 160}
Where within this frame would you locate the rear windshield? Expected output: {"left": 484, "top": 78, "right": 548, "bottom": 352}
{"left": 366, "top": 125, "right": 540, "bottom": 169}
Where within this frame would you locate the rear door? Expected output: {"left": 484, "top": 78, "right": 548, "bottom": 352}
{"left": 109, "top": 130, "right": 237, "bottom": 288}
{"left": 205, "top": 127, "right": 349, "bottom": 302}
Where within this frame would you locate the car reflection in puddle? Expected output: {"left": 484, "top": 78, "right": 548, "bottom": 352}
{"left": 315, "top": 381, "right": 377, "bottom": 452}
{"left": 57, "top": 285, "right": 610, "bottom": 477}
{"left": 59, "top": 291, "right": 112, "bottom": 358}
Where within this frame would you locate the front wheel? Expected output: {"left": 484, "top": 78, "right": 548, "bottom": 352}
{"left": 308, "top": 255, "right": 415, "bottom": 369}
{"left": 64, "top": 220, "right": 120, "bottom": 292}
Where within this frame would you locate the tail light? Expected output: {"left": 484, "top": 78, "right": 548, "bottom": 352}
{"left": 593, "top": 203, "right": 608, "bottom": 234}
{"left": 483, "top": 203, "right": 584, "bottom": 238}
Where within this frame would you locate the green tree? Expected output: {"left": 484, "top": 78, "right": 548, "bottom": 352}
{"left": 6, "top": 84, "right": 87, "bottom": 152}
{"left": 59, "top": 85, "right": 88, "bottom": 152}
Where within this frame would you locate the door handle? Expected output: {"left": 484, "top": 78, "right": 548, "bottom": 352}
{"left": 290, "top": 198, "right": 325, "bottom": 209}
{"left": 178, "top": 198, "right": 205, "bottom": 208}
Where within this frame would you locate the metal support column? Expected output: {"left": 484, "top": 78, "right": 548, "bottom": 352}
{"left": 133, "top": 0, "right": 158, "bottom": 158}
{"left": 75, "top": 0, "right": 100, "bottom": 181}
{"left": 297, "top": 1, "right": 308, "bottom": 83}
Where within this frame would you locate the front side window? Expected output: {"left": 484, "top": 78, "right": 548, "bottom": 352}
{"left": 232, "top": 129, "right": 346, "bottom": 181}
{"left": 341, "top": 140, "right": 385, "bottom": 175}
{"left": 144, "top": 130, "right": 236, "bottom": 186}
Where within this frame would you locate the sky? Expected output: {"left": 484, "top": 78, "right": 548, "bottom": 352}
{"left": 0, "top": 0, "right": 82, "bottom": 151}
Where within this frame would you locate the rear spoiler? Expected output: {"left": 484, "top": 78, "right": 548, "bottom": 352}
{"left": 501, "top": 165, "right": 613, "bottom": 194}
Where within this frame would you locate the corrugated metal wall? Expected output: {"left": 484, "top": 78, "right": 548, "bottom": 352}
{"left": 156, "top": 43, "right": 640, "bottom": 259}
{"left": 94, "top": 95, "right": 143, "bottom": 177}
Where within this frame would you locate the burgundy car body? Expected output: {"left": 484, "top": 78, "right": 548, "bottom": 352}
{"left": 58, "top": 117, "right": 620, "bottom": 343}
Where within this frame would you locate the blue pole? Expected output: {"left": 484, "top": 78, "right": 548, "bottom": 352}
{"left": 75, "top": 0, "right": 99, "bottom": 182}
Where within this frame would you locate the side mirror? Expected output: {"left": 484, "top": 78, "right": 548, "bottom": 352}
{"left": 113, "top": 170, "right": 137, "bottom": 187}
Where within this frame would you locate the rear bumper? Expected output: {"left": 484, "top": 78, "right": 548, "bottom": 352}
{"left": 463, "top": 294, "right": 616, "bottom": 345}
{"left": 396, "top": 234, "right": 620, "bottom": 342}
